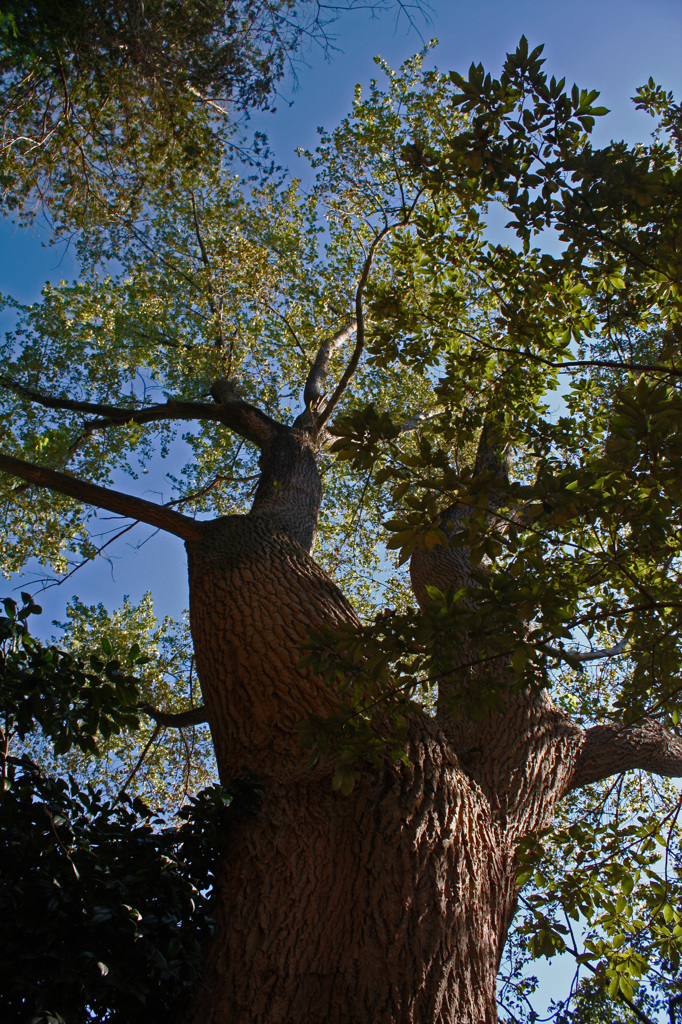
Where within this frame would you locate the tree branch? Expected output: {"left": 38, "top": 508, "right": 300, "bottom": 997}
{"left": 473, "top": 415, "right": 511, "bottom": 481}
{"left": 397, "top": 408, "right": 443, "bottom": 433}
{"left": 0, "top": 372, "right": 234, "bottom": 432}
{"left": 0, "top": 452, "right": 200, "bottom": 541}
{"left": 1, "top": 372, "right": 142, "bottom": 419}
{"left": 540, "top": 638, "right": 628, "bottom": 664}
{"left": 138, "top": 702, "right": 208, "bottom": 727}
{"left": 1, "top": 372, "right": 285, "bottom": 446}
{"left": 189, "top": 189, "right": 224, "bottom": 349}
{"left": 447, "top": 337, "right": 682, "bottom": 380}
{"left": 315, "top": 222, "right": 396, "bottom": 432}
{"left": 297, "top": 320, "right": 357, "bottom": 424}
{"left": 570, "top": 720, "right": 682, "bottom": 790}
{"left": 209, "top": 378, "right": 280, "bottom": 446}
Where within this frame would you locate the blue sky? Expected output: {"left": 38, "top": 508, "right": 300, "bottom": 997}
{"left": 265, "top": 0, "right": 682, "bottom": 155}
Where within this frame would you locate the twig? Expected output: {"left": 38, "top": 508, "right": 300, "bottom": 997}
{"left": 117, "top": 723, "right": 162, "bottom": 798}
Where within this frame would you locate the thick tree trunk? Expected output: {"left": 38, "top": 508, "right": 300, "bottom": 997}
{"left": 179, "top": 509, "right": 580, "bottom": 1024}
{"left": 181, "top": 735, "right": 515, "bottom": 1024}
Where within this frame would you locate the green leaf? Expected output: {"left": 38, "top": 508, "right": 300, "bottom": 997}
{"left": 511, "top": 646, "right": 529, "bottom": 674}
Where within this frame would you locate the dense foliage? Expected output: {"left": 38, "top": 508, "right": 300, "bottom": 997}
{"left": 0, "top": 0, "right": 425, "bottom": 230}
{"left": 0, "top": 597, "right": 260, "bottom": 1023}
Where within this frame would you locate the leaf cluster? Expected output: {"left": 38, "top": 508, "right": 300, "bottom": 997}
{"left": 501, "top": 763, "right": 682, "bottom": 1020}
{"left": 0, "top": 599, "right": 260, "bottom": 1022}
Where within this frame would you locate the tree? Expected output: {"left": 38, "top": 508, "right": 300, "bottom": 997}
{"left": 0, "top": 0, "right": 426, "bottom": 232}
{"left": 1, "top": 37, "right": 682, "bottom": 1023}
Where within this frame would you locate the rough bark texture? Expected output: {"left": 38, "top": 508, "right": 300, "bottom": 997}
{"left": 180, "top": 497, "right": 584, "bottom": 1023}
{"left": 571, "top": 720, "right": 682, "bottom": 789}
{"left": 181, "top": 726, "right": 516, "bottom": 1024}
{"left": 176, "top": 415, "right": 586, "bottom": 1024}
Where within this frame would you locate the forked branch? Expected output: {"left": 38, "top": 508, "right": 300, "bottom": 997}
{"left": 315, "top": 225, "right": 393, "bottom": 432}
{"left": 0, "top": 453, "right": 200, "bottom": 541}
{"left": 570, "top": 720, "right": 682, "bottom": 789}
{"left": 298, "top": 320, "right": 357, "bottom": 425}
{"left": 210, "top": 378, "right": 280, "bottom": 446}
{"left": 139, "top": 702, "right": 209, "bottom": 727}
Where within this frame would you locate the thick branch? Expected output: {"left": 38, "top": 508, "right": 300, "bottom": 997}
{"left": 570, "top": 720, "right": 682, "bottom": 789}
{"left": 79, "top": 400, "right": 230, "bottom": 433}
{"left": 210, "top": 379, "right": 280, "bottom": 446}
{"left": 409, "top": 411, "right": 513, "bottom": 609}
{"left": 0, "top": 373, "right": 232, "bottom": 432}
{"left": 473, "top": 415, "right": 511, "bottom": 482}
{"left": 209, "top": 382, "right": 321, "bottom": 551}
{"left": 299, "top": 320, "right": 357, "bottom": 418}
{"left": 0, "top": 453, "right": 200, "bottom": 541}
{"left": 139, "top": 702, "right": 208, "bottom": 727}
{"left": 1, "top": 373, "right": 282, "bottom": 446}
{"left": 1, "top": 373, "right": 141, "bottom": 419}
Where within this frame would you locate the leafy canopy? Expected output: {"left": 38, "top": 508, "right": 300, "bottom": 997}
{"left": 0, "top": 0, "right": 427, "bottom": 231}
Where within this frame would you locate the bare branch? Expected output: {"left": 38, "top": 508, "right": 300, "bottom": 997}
{"left": 540, "top": 638, "right": 628, "bottom": 664}
{"left": 315, "top": 223, "right": 394, "bottom": 432}
{"left": 615, "top": 984, "right": 658, "bottom": 1024}
{"left": 138, "top": 703, "right": 208, "bottom": 728}
{"left": 301, "top": 320, "right": 357, "bottom": 416}
{"left": 117, "top": 724, "right": 162, "bottom": 800}
{"left": 0, "top": 452, "right": 200, "bottom": 541}
{"left": 570, "top": 720, "right": 682, "bottom": 790}
{"left": 314, "top": 187, "right": 427, "bottom": 432}
{"left": 189, "top": 189, "right": 224, "bottom": 349}
{"left": 34, "top": 520, "right": 139, "bottom": 593}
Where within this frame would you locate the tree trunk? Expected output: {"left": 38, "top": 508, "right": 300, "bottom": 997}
{"left": 181, "top": 736, "right": 515, "bottom": 1024}
{"left": 179, "top": 509, "right": 581, "bottom": 1024}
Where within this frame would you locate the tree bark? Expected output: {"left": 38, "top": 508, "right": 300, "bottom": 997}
{"left": 178, "top": 437, "right": 583, "bottom": 1024}
{"left": 179, "top": 493, "right": 589, "bottom": 1023}
{"left": 181, "top": 725, "right": 517, "bottom": 1024}
{"left": 175, "top": 413, "right": 601, "bottom": 1023}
